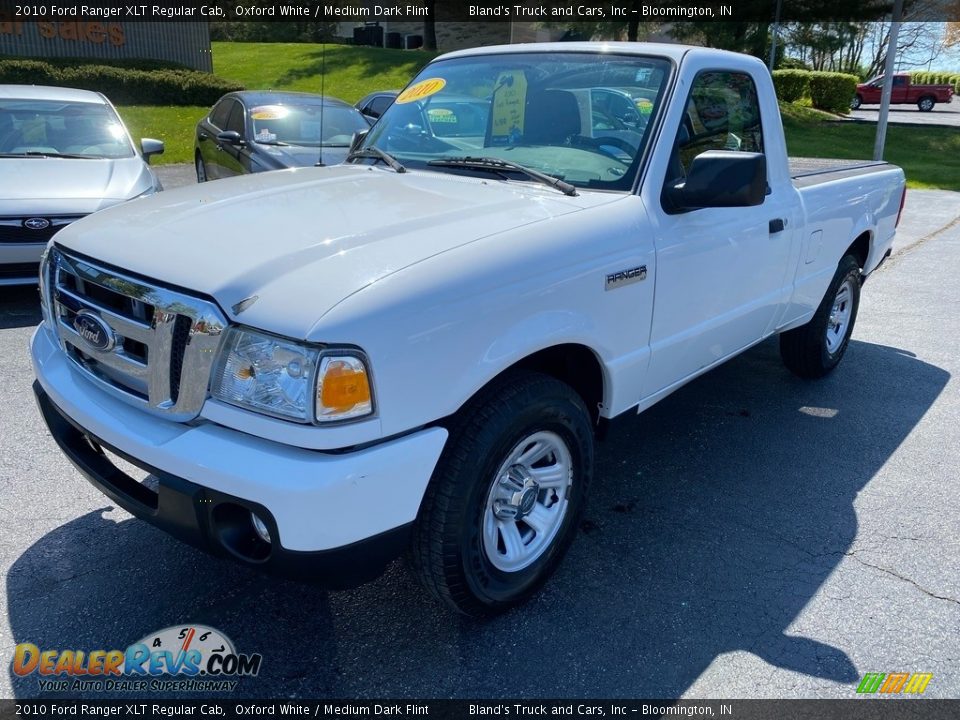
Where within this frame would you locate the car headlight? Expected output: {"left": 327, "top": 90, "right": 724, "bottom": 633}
{"left": 38, "top": 246, "right": 56, "bottom": 329}
{"left": 210, "top": 327, "right": 374, "bottom": 424}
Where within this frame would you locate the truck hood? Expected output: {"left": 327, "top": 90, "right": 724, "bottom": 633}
{"left": 0, "top": 156, "right": 155, "bottom": 215}
{"left": 55, "top": 164, "right": 613, "bottom": 339}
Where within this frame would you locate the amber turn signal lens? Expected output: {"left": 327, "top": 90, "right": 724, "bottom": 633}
{"left": 316, "top": 356, "right": 373, "bottom": 421}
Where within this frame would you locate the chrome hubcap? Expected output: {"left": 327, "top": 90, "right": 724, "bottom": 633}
{"left": 826, "top": 278, "right": 854, "bottom": 354}
{"left": 482, "top": 431, "right": 572, "bottom": 573}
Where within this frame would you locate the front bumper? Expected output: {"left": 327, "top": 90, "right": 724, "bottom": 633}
{"left": 31, "top": 324, "right": 448, "bottom": 586}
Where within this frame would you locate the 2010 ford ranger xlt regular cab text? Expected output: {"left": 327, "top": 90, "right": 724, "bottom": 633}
{"left": 31, "top": 43, "right": 906, "bottom": 616}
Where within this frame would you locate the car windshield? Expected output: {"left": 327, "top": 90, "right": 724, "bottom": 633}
{"left": 360, "top": 52, "right": 671, "bottom": 191}
{"left": 249, "top": 104, "right": 368, "bottom": 147}
{"left": 0, "top": 99, "right": 134, "bottom": 159}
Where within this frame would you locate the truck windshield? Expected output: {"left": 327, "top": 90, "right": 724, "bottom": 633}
{"left": 359, "top": 52, "right": 671, "bottom": 192}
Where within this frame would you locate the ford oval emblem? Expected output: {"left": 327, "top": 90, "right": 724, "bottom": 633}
{"left": 73, "top": 310, "right": 115, "bottom": 352}
{"left": 24, "top": 218, "right": 50, "bottom": 230}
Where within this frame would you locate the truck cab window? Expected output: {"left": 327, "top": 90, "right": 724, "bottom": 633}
{"left": 666, "top": 71, "right": 764, "bottom": 185}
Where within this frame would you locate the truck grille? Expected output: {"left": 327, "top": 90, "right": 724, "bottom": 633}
{"left": 0, "top": 216, "right": 83, "bottom": 244}
{"left": 48, "top": 247, "right": 227, "bottom": 421}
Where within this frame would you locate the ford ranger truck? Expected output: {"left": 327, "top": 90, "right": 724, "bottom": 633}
{"left": 32, "top": 43, "right": 906, "bottom": 616}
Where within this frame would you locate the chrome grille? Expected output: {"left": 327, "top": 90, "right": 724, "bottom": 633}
{"left": 0, "top": 216, "right": 83, "bottom": 244}
{"left": 49, "top": 247, "right": 227, "bottom": 421}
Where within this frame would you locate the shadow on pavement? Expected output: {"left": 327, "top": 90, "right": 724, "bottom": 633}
{"left": 6, "top": 338, "right": 949, "bottom": 698}
{"left": 0, "top": 286, "right": 42, "bottom": 330}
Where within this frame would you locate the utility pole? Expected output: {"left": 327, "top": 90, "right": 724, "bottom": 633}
{"left": 768, "top": 0, "right": 783, "bottom": 71}
{"left": 874, "top": 0, "right": 904, "bottom": 161}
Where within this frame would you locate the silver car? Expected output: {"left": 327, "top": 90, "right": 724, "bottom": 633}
{"left": 0, "top": 85, "right": 164, "bottom": 285}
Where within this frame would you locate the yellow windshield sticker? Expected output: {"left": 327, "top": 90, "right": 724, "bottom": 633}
{"left": 490, "top": 71, "right": 527, "bottom": 142}
{"left": 635, "top": 98, "right": 654, "bottom": 115}
{"left": 427, "top": 108, "right": 456, "bottom": 123}
{"left": 396, "top": 78, "right": 446, "bottom": 104}
{"left": 250, "top": 105, "right": 289, "bottom": 120}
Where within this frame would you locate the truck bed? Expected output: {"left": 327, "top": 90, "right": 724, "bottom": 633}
{"left": 790, "top": 157, "right": 893, "bottom": 189}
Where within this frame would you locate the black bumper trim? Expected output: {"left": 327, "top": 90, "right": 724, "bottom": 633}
{"left": 33, "top": 381, "right": 408, "bottom": 589}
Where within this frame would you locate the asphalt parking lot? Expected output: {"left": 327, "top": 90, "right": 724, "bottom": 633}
{"left": 849, "top": 96, "right": 960, "bottom": 127}
{"left": 1, "top": 179, "right": 958, "bottom": 700}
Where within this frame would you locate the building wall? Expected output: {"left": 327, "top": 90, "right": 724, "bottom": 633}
{"left": 0, "top": 20, "right": 212, "bottom": 71}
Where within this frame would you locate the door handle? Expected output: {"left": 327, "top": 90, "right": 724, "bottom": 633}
{"left": 769, "top": 218, "right": 786, "bottom": 234}
{"left": 199, "top": 132, "right": 208, "bottom": 140}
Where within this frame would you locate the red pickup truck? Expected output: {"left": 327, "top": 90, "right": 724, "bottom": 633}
{"left": 852, "top": 73, "right": 954, "bottom": 111}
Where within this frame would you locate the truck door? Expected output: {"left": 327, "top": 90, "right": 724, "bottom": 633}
{"left": 892, "top": 75, "right": 909, "bottom": 103}
{"left": 640, "top": 66, "right": 796, "bottom": 398}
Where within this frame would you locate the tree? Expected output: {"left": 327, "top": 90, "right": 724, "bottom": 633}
{"left": 423, "top": 0, "right": 437, "bottom": 51}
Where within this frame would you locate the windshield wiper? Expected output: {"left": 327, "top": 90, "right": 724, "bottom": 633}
{"left": 346, "top": 146, "right": 406, "bottom": 173}
{"left": 427, "top": 156, "right": 578, "bottom": 197}
{"left": 0, "top": 151, "right": 95, "bottom": 159}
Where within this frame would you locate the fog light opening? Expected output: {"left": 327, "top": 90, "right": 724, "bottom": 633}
{"left": 251, "top": 512, "right": 272, "bottom": 544}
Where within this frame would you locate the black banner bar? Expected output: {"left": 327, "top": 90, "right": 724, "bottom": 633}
{"left": 0, "top": 1, "right": 958, "bottom": 23}
{"left": 2, "top": 700, "right": 960, "bottom": 720}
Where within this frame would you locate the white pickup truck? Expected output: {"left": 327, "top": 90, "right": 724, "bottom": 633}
{"left": 32, "top": 43, "right": 906, "bottom": 616}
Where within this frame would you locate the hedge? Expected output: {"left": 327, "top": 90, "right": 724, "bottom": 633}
{"left": 807, "top": 72, "right": 859, "bottom": 113}
{"left": 772, "top": 70, "right": 810, "bottom": 102}
{"left": 773, "top": 69, "right": 859, "bottom": 113}
{"left": 910, "top": 70, "right": 960, "bottom": 94}
{"left": 0, "top": 59, "right": 243, "bottom": 105}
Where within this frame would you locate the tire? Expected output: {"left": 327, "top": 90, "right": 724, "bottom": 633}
{"left": 409, "top": 371, "right": 594, "bottom": 616}
{"left": 780, "top": 255, "right": 861, "bottom": 379}
{"left": 851, "top": 95, "right": 862, "bottom": 110}
{"left": 195, "top": 154, "right": 208, "bottom": 183}
{"left": 917, "top": 96, "right": 935, "bottom": 112}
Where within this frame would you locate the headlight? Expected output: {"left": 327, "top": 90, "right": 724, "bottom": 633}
{"left": 38, "top": 246, "right": 55, "bottom": 329}
{"left": 210, "top": 327, "right": 374, "bottom": 424}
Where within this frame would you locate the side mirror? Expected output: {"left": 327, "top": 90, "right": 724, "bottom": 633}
{"left": 666, "top": 150, "right": 766, "bottom": 212}
{"left": 350, "top": 129, "right": 368, "bottom": 153}
{"left": 140, "top": 138, "right": 164, "bottom": 163}
{"left": 217, "top": 130, "right": 245, "bottom": 146}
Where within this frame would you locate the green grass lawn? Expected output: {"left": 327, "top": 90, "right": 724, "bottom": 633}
{"left": 113, "top": 43, "right": 960, "bottom": 191}
{"left": 210, "top": 41, "right": 437, "bottom": 103}
{"left": 119, "top": 105, "right": 207, "bottom": 165}
{"left": 780, "top": 103, "right": 960, "bottom": 192}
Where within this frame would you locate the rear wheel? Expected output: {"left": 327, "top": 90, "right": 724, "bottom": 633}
{"left": 780, "top": 255, "right": 861, "bottom": 379}
{"left": 918, "top": 96, "right": 935, "bottom": 112}
{"left": 409, "top": 372, "right": 593, "bottom": 616}
{"left": 195, "top": 153, "right": 208, "bottom": 183}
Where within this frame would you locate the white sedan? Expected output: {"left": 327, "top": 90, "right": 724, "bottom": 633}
{"left": 0, "top": 85, "right": 164, "bottom": 285}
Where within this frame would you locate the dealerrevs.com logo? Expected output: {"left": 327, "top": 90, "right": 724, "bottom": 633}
{"left": 12, "top": 625, "right": 262, "bottom": 693}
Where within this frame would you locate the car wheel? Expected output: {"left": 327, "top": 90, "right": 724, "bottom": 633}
{"left": 780, "top": 255, "right": 861, "bottom": 379}
{"left": 409, "top": 371, "right": 594, "bottom": 616}
{"left": 918, "top": 96, "right": 935, "bottom": 112}
{"left": 851, "top": 95, "right": 862, "bottom": 110}
{"left": 195, "top": 154, "right": 208, "bottom": 183}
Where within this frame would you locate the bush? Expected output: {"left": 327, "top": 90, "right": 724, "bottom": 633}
{"left": 772, "top": 70, "right": 810, "bottom": 102}
{"left": 807, "top": 71, "right": 859, "bottom": 114}
{"left": 0, "top": 59, "right": 242, "bottom": 106}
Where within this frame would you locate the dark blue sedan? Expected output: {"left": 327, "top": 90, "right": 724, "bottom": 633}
{"left": 194, "top": 91, "right": 370, "bottom": 182}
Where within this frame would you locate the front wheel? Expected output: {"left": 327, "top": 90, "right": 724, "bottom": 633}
{"left": 918, "top": 96, "right": 935, "bottom": 112}
{"left": 780, "top": 255, "right": 861, "bottom": 379}
{"left": 409, "top": 372, "right": 593, "bottom": 616}
{"left": 851, "top": 95, "right": 863, "bottom": 110}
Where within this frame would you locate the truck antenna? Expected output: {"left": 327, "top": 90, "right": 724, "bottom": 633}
{"left": 316, "top": 41, "right": 326, "bottom": 167}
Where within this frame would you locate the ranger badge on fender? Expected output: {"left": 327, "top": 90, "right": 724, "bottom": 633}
{"left": 605, "top": 265, "right": 647, "bottom": 291}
